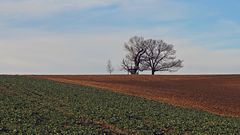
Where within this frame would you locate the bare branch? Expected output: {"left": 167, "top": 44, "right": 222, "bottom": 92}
{"left": 122, "top": 36, "right": 147, "bottom": 74}
{"left": 141, "top": 39, "right": 183, "bottom": 75}
{"left": 121, "top": 36, "right": 183, "bottom": 75}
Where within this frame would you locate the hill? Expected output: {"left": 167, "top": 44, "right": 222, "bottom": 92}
{"left": 37, "top": 75, "right": 240, "bottom": 117}
{"left": 0, "top": 75, "right": 240, "bottom": 134}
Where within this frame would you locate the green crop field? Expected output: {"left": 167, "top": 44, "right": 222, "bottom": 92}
{"left": 0, "top": 76, "right": 239, "bottom": 134}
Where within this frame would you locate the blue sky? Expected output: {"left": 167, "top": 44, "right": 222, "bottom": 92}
{"left": 0, "top": 0, "right": 239, "bottom": 74}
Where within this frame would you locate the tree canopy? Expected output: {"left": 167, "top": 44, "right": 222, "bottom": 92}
{"left": 122, "top": 36, "right": 183, "bottom": 75}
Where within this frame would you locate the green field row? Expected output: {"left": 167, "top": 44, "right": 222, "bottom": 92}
{"left": 0, "top": 76, "right": 239, "bottom": 134}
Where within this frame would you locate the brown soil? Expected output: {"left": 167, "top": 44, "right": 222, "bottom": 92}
{"left": 33, "top": 75, "right": 240, "bottom": 117}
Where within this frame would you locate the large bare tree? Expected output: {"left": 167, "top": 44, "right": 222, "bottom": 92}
{"left": 122, "top": 36, "right": 147, "bottom": 74}
{"left": 141, "top": 39, "right": 183, "bottom": 75}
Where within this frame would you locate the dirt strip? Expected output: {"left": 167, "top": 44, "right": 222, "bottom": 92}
{"left": 33, "top": 75, "right": 240, "bottom": 117}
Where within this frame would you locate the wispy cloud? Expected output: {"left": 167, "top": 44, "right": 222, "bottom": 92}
{"left": 0, "top": 0, "right": 117, "bottom": 18}
{"left": 1, "top": 26, "right": 240, "bottom": 74}
{"left": 218, "top": 19, "right": 240, "bottom": 33}
{"left": 0, "top": 0, "right": 239, "bottom": 74}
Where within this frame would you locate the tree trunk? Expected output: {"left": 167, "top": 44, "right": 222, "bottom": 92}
{"left": 151, "top": 70, "right": 155, "bottom": 75}
{"left": 129, "top": 69, "right": 137, "bottom": 75}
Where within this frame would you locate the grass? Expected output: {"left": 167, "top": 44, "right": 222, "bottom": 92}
{"left": 0, "top": 75, "right": 239, "bottom": 134}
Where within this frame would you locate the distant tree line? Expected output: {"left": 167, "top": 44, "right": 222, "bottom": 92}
{"left": 121, "top": 36, "right": 183, "bottom": 75}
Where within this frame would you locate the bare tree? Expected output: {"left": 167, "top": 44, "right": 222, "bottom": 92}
{"left": 122, "top": 36, "right": 147, "bottom": 74}
{"left": 106, "top": 60, "right": 114, "bottom": 75}
{"left": 121, "top": 59, "right": 135, "bottom": 74}
{"left": 141, "top": 39, "right": 183, "bottom": 75}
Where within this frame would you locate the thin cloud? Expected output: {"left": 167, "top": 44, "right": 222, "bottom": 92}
{"left": 0, "top": 0, "right": 118, "bottom": 18}
{"left": 1, "top": 27, "right": 240, "bottom": 74}
{"left": 0, "top": 0, "right": 192, "bottom": 21}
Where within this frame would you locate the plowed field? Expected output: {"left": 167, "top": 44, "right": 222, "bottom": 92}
{"left": 35, "top": 75, "right": 240, "bottom": 117}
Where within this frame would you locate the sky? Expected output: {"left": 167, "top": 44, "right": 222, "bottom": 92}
{"left": 0, "top": 0, "right": 240, "bottom": 74}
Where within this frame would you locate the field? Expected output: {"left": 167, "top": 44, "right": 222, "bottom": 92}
{"left": 1, "top": 75, "right": 240, "bottom": 134}
{"left": 37, "top": 75, "right": 240, "bottom": 117}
